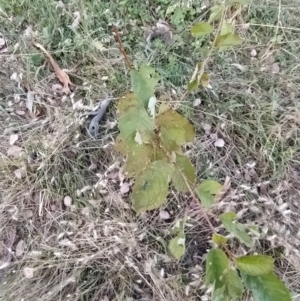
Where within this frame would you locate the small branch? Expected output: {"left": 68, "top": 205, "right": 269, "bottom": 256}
{"left": 177, "top": 163, "right": 216, "bottom": 233}
{"left": 196, "top": 8, "right": 227, "bottom": 82}
{"left": 112, "top": 26, "right": 133, "bottom": 70}
{"left": 173, "top": 160, "right": 235, "bottom": 260}
{"left": 183, "top": 10, "right": 227, "bottom": 105}
{"left": 223, "top": 244, "right": 235, "bottom": 260}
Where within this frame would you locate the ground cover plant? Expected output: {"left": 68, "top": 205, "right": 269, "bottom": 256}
{"left": 0, "top": 0, "right": 300, "bottom": 300}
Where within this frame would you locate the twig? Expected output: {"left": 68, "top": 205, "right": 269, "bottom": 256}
{"left": 159, "top": 140, "right": 216, "bottom": 232}
{"left": 197, "top": 9, "right": 227, "bottom": 83}
{"left": 176, "top": 162, "right": 216, "bottom": 232}
{"left": 112, "top": 26, "right": 133, "bottom": 70}
{"left": 184, "top": 9, "right": 227, "bottom": 106}
{"left": 173, "top": 161, "right": 235, "bottom": 259}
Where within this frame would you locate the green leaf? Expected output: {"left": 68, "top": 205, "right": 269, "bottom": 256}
{"left": 188, "top": 79, "right": 198, "bottom": 91}
{"left": 197, "top": 180, "right": 223, "bottom": 194}
{"left": 236, "top": 255, "right": 274, "bottom": 276}
{"left": 215, "top": 33, "right": 243, "bottom": 49}
{"left": 152, "top": 143, "right": 170, "bottom": 162}
{"left": 212, "top": 270, "right": 244, "bottom": 300}
{"left": 13, "top": 6, "right": 23, "bottom": 15}
{"left": 226, "top": 269, "right": 244, "bottom": 298}
{"left": 197, "top": 190, "right": 214, "bottom": 209}
{"left": 220, "top": 211, "right": 253, "bottom": 247}
{"left": 131, "top": 161, "right": 173, "bottom": 214}
{"left": 242, "top": 272, "right": 292, "bottom": 301}
{"left": 118, "top": 94, "right": 155, "bottom": 139}
{"left": 170, "top": 218, "right": 185, "bottom": 235}
{"left": 200, "top": 73, "right": 210, "bottom": 87}
{"left": 130, "top": 67, "right": 160, "bottom": 107}
{"left": 115, "top": 133, "right": 154, "bottom": 176}
{"left": 172, "top": 153, "right": 196, "bottom": 192}
{"left": 221, "top": 211, "right": 237, "bottom": 220}
{"left": 169, "top": 218, "right": 186, "bottom": 260}
{"left": 158, "top": 102, "right": 170, "bottom": 115}
{"left": 114, "top": 134, "right": 128, "bottom": 155}
{"left": 191, "top": 22, "right": 213, "bottom": 37}
{"left": 156, "top": 108, "right": 195, "bottom": 151}
{"left": 168, "top": 229, "right": 185, "bottom": 260}
{"left": 220, "top": 21, "right": 233, "bottom": 36}
{"left": 208, "top": 5, "right": 224, "bottom": 23}
{"left": 212, "top": 233, "right": 228, "bottom": 246}
{"left": 212, "top": 286, "right": 228, "bottom": 301}
{"left": 208, "top": 251, "right": 244, "bottom": 300}
{"left": 205, "top": 248, "right": 229, "bottom": 289}
{"left": 168, "top": 235, "right": 185, "bottom": 260}
{"left": 196, "top": 180, "right": 222, "bottom": 209}
{"left": 117, "top": 93, "right": 140, "bottom": 114}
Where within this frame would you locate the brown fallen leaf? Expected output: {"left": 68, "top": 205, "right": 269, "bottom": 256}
{"left": 33, "top": 42, "right": 73, "bottom": 94}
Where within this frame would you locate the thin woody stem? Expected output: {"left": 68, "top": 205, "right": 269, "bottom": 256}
{"left": 174, "top": 162, "right": 235, "bottom": 259}
{"left": 187, "top": 8, "right": 227, "bottom": 100}
{"left": 112, "top": 26, "right": 133, "bottom": 70}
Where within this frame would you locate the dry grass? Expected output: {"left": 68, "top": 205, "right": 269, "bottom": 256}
{"left": 1, "top": 0, "right": 300, "bottom": 300}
